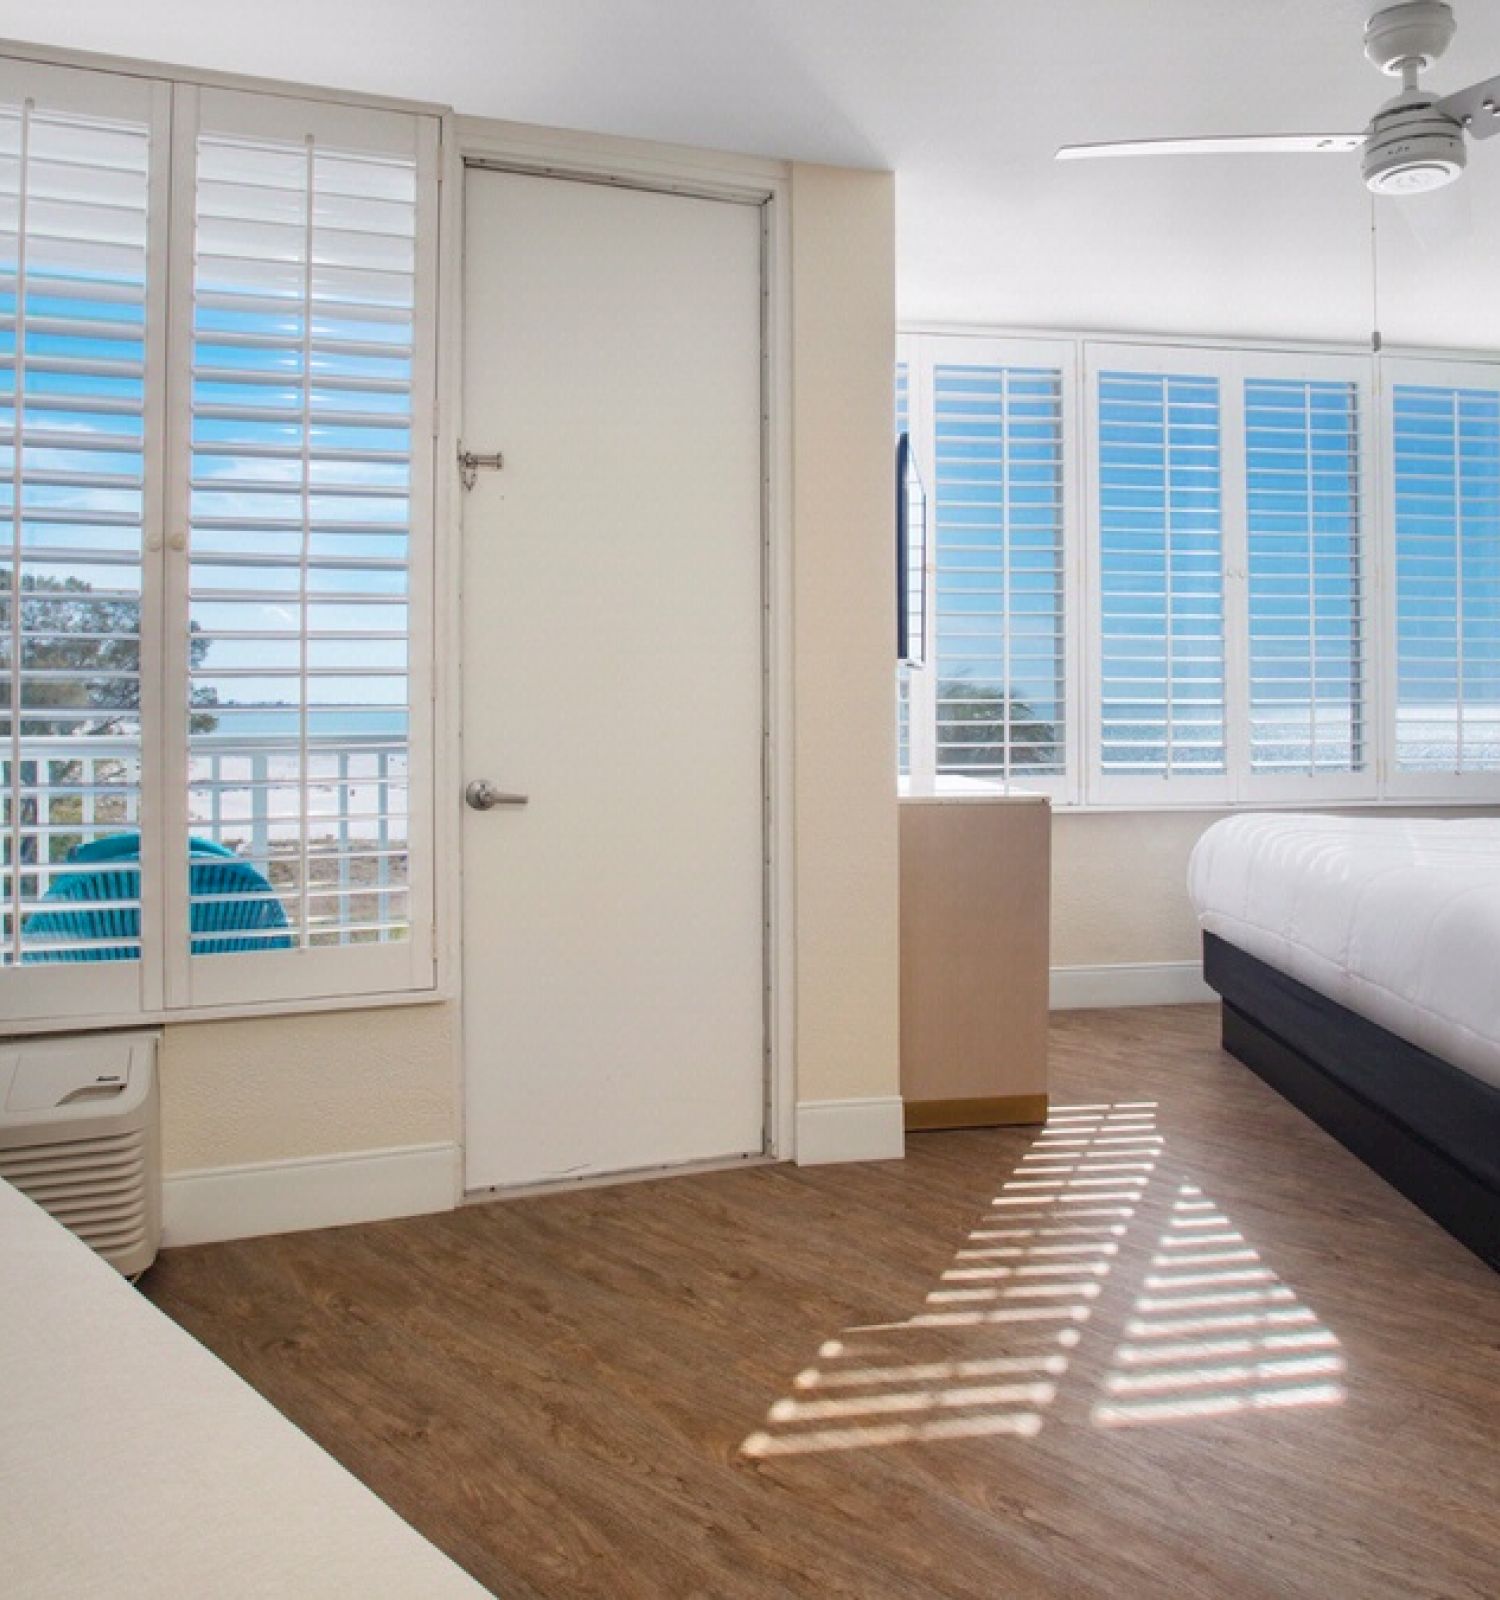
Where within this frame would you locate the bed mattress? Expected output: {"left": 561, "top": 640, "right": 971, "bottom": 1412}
{"left": 0, "top": 1177, "right": 492, "bottom": 1598}
{"left": 1188, "top": 813, "right": 1500, "bottom": 1091}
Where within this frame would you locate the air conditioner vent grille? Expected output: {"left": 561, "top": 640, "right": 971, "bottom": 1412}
{"left": 0, "top": 1034, "right": 160, "bottom": 1275}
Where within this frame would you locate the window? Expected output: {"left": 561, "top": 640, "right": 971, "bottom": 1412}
{"left": 170, "top": 88, "right": 437, "bottom": 1011}
{"left": 2, "top": 62, "right": 165, "bottom": 1021}
{"left": 1387, "top": 363, "right": 1500, "bottom": 788}
{"left": 1245, "top": 376, "right": 1364, "bottom": 779}
{"left": 899, "top": 332, "right": 1494, "bottom": 808}
{"left": 1, "top": 59, "right": 438, "bottom": 1028}
{"left": 1092, "top": 359, "right": 1225, "bottom": 791}
{"left": 899, "top": 335, "right": 1073, "bottom": 796}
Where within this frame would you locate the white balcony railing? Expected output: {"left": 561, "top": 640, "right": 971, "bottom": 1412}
{"left": 5, "top": 734, "right": 409, "bottom": 954}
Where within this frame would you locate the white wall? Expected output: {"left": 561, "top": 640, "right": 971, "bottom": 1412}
{"left": 1051, "top": 812, "right": 1216, "bottom": 969}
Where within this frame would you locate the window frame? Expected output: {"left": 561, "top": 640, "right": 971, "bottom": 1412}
{"left": 1, "top": 53, "right": 443, "bottom": 1032}
{"left": 898, "top": 331, "right": 1082, "bottom": 804}
{"left": 901, "top": 326, "right": 1500, "bottom": 813}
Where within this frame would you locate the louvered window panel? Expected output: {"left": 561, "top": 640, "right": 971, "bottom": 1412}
{"left": 2, "top": 87, "right": 153, "bottom": 971}
{"left": 1097, "top": 370, "right": 1225, "bottom": 778}
{"left": 933, "top": 363, "right": 1065, "bottom": 782}
{"left": 895, "top": 360, "right": 910, "bottom": 777}
{"left": 1245, "top": 378, "right": 1364, "bottom": 774}
{"left": 183, "top": 102, "right": 423, "bottom": 965}
{"left": 1392, "top": 381, "right": 1500, "bottom": 774}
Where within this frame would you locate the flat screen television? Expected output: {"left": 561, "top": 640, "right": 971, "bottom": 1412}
{"left": 896, "top": 431, "right": 927, "bottom": 666}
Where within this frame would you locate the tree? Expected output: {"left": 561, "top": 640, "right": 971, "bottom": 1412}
{"left": 937, "top": 679, "right": 1057, "bottom": 770}
{"left": 11, "top": 571, "right": 218, "bottom": 737}
{"left": 5, "top": 570, "right": 219, "bottom": 871}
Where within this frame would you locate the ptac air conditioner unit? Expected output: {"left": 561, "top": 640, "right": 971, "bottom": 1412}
{"left": 0, "top": 1032, "right": 161, "bottom": 1276}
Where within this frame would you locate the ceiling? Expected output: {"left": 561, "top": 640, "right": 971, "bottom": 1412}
{"left": 4, "top": 0, "right": 1500, "bottom": 348}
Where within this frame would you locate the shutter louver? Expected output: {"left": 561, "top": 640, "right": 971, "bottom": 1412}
{"left": 184, "top": 112, "right": 421, "bottom": 962}
{"left": 1097, "top": 369, "right": 1225, "bottom": 779}
{"left": 1245, "top": 378, "right": 1364, "bottom": 775}
{"left": 1393, "top": 381, "right": 1500, "bottom": 774}
{"left": 2, "top": 92, "right": 152, "bottom": 971}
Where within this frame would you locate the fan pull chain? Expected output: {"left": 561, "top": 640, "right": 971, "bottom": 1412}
{"left": 1369, "top": 193, "right": 1383, "bottom": 353}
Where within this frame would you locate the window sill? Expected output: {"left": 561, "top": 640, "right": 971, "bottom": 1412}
{"left": 1051, "top": 796, "right": 1500, "bottom": 817}
{"left": 897, "top": 777, "right": 1500, "bottom": 817}
{"left": 0, "top": 981, "right": 451, "bottom": 1041}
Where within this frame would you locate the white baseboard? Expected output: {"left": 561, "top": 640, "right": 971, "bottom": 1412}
{"left": 795, "top": 1096, "right": 905, "bottom": 1166}
{"left": 1050, "top": 960, "right": 1216, "bottom": 1011}
{"left": 162, "top": 1141, "right": 460, "bottom": 1248}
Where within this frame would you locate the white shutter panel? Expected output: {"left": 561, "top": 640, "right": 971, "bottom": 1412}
{"left": 1089, "top": 348, "right": 1227, "bottom": 801}
{"left": 166, "top": 87, "right": 437, "bottom": 1008}
{"left": 1387, "top": 363, "right": 1500, "bottom": 790}
{"left": 0, "top": 61, "right": 167, "bottom": 1023}
{"left": 931, "top": 354, "right": 1068, "bottom": 791}
{"left": 1242, "top": 365, "right": 1371, "bottom": 796}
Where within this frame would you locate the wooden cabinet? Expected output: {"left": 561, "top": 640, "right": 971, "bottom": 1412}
{"left": 899, "top": 796, "right": 1051, "bottom": 1130}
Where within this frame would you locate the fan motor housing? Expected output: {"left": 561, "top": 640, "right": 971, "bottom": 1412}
{"left": 1362, "top": 102, "right": 1467, "bottom": 192}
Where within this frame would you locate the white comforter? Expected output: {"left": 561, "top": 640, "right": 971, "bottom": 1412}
{"left": 1187, "top": 813, "right": 1500, "bottom": 1090}
{"left": 0, "top": 1178, "right": 492, "bottom": 1599}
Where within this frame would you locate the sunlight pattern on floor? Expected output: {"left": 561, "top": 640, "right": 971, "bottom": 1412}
{"left": 1091, "top": 1179, "right": 1346, "bottom": 1427}
{"left": 740, "top": 1102, "right": 1161, "bottom": 1457}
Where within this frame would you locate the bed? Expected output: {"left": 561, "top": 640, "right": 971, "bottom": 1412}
{"left": 1188, "top": 813, "right": 1500, "bottom": 1270}
{"left": 0, "top": 1176, "right": 493, "bottom": 1599}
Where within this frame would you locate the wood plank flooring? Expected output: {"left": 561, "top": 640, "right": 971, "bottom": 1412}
{"left": 145, "top": 1006, "right": 1500, "bottom": 1599}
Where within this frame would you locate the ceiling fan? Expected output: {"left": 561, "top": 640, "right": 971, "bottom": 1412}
{"left": 1057, "top": 1, "right": 1500, "bottom": 194}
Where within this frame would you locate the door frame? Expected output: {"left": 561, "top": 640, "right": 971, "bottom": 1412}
{"left": 440, "top": 117, "right": 796, "bottom": 1180}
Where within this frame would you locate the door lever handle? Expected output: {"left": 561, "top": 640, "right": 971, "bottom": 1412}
{"left": 466, "top": 779, "right": 529, "bottom": 811}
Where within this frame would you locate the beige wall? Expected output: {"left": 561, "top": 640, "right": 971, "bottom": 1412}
{"left": 789, "top": 163, "right": 902, "bottom": 1106}
{"left": 1051, "top": 811, "right": 1219, "bottom": 968}
{"left": 161, "top": 1003, "right": 457, "bottom": 1174}
{"left": 1052, "top": 807, "right": 1500, "bottom": 969}
{"left": 159, "top": 157, "right": 901, "bottom": 1178}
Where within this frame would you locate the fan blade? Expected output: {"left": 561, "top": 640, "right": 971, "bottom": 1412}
{"left": 1056, "top": 133, "right": 1365, "bottom": 161}
{"left": 1435, "top": 73, "right": 1500, "bottom": 140}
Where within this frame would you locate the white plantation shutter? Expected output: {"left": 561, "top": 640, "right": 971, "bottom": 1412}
{"left": 897, "top": 334, "right": 1075, "bottom": 798}
{"left": 1089, "top": 350, "right": 1227, "bottom": 799}
{"left": 932, "top": 359, "right": 1068, "bottom": 788}
{"left": 1242, "top": 360, "right": 1371, "bottom": 795}
{"left": 165, "top": 87, "right": 438, "bottom": 1008}
{"left": 0, "top": 62, "right": 167, "bottom": 1023}
{"left": 1386, "top": 362, "right": 1500, "bottom": 790}
{"left": 902, "top": 336, "right": 1500, "bottom": 808}
{"left": 0, "top": 61, "right": 440, "bottom": 1029}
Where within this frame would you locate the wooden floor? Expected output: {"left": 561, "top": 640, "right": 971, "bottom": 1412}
{"left": 145, "top": 1006, "right": 1500, "bottom": 1599}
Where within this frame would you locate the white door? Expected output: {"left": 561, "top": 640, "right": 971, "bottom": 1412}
{"left": 461, "top": 168, "right": 767, "bottom": 1191}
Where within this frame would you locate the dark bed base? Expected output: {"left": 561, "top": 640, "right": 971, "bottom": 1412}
{"left": 1203, "top": 934, "right": 1500, "bottom": 1272}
